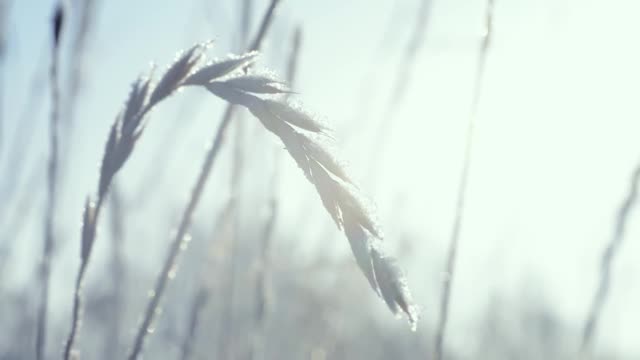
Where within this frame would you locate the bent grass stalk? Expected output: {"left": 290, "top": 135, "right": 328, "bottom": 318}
{"left": 127, "top": 2, "right": 282, "bottom": 359}
{"left": 64, "top": 1, "right": 416, "bottom": 357}
{"left": 433, "top": 0, "right": 494, "bottom": 359}
{"left": 63, "top": 35, "right": 210, "bottom": 360}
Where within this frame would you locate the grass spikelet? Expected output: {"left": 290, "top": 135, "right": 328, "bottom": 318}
{"left": 148, "top": 43, "right": 207, "bottom": 104}
{"left": 122, "top": 76, "right": 152, "bottom": 131}
{"left": 263, "top": 99, "right": 332, "bottom": 135}
{"left": 342, "top": 211, "right": 378, "bottom": 293}
{"left": 224, "top": 73, "right": 291, "bottom": 94}
{"left": 308, "top": 160, "right": 343, "bottom": 228}
{"left": 333, "top": 178, "right": 382, "bottom": 239}
{"left": 205, "top": 81, "right": 261, "bottom": 107}
{"left": 80, "top": 198, "right": 97, "bottom": 262}
{"left": 301, "top": 134, "right": 353, "bottom": 184}
{"left": 371, "top": 245, "right": 418, "bottom": 330}
{"left": 183, "top": 51, "right": 260, "bottom": 86}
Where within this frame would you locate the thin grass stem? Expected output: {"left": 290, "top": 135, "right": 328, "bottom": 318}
{"left": 581, "top": 165, "right": 640, "bottom": 354}
{"left": 433, "top": 1, "right": 494, "bottom": 359}
{"left": 35, "top": 5, "right": 63, "bottom": 359}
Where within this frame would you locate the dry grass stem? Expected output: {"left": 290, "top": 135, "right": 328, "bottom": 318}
{"left": 240, "top": 0, "right": 253, "bottom": 47}
{"left": 581, "top": 165, "right": 640, "bottom": 353}
{"left": 0, "top": 26, "right": 4, "bottom": 158}
{"left": 179, "top": 288, "right": 209, "bottom": 360}
{"left": 385, "top": 0, "right": 431, "bottom": 111}
{"left": 0, "top": 0, "right": 9, "bottom": 159}
{"left": 35, "top": 5, "right": 63, "bottom": 359}
{"left": 364, "top": 0, "right": 431, "bottom": 179}
{"left": 179, "top": 199, "right": 235, "bottom": 360}
{"left": 434, "top": 1, "right": 494, "bottom": 359}
{"left": 0, "top": 46, "right": 47, "bottom": 224}
{"left": 250, "top": 26, "right": 302, "bottom": 360}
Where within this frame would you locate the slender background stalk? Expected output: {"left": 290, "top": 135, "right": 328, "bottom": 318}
{"left": 179, "top": 287, "right": 209, "bottom": 360}
{"left": 364, "top": 0, "right": 431, "bottom": 181}
{"left": 178, "top": 199, "right": 235, "bottom": 360}
{"left": 35, "top": 4, "right": 64, "bottom": 360}
{"left": 581, "top": 164, "right": 640, "bottom": 354}
{"left": 217, "top": 1, "right": 254, "bottom": 356}
{"left": 433, "top": 1, "right": 494, "bottom": 359}
{"left": 0, "top": 44, "right": 47, "bottom": 216}
{"left": 249, "top": 25, "right": 301, "bottom": 360}
{"left": 0, "top": 0, "right": 9, "bottom": 160}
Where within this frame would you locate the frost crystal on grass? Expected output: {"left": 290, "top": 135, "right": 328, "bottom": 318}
{"left": 263, "top": 99, "right": 333, "bottom": 135}
{"left": 149, "top": 43, "right": 206, "bottom": 104}
{"left": 184, "top": 51, "right": 260, "bottom": 85}
{"left": 225, "top": 73, "right": 291, "bottom": 94}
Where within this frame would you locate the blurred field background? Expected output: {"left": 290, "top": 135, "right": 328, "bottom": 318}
{"left": 1, "top": 0, "right": 640, "bottom": 359}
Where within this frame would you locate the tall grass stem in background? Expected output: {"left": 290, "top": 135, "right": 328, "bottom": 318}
{"left": 127, "top": 2, "right": 283, "bottom": 358}
{"left": 434, "top": 0, "right": 494, "bottom": 359}
{"left": 217, "top": 1, "right": 255, "bottom": 356}
{"left": 35, "top": 5, "right": 63, "bottom": 360}
{"left": 179, "top": 288, "right": 209, "bottom": 360}
{"left": 179, "top": 199, "right": 235, "bottom": 360}
{"left": 0, "top": 0, "right": 10, "bottom": 159}
{"left": 250, "top": 196, "right": 278, "bottom": 360}
{"left": 364, "top": 0, "right": 430, "bottom": 180}
{"left": 581, "top": 165, "right": 640, "bottom": 353}
{"left": 0, "top": 19, "right": 4, "bottom": 159}
{"left": 63, "top": 0, "right": 100, "bottom": 132}
{"left": 241, "top": 0, "right": 254, "bottom": 46}
{"left": 0, "top": 44, "right": 47, "bottom": 224}
{"left": 250, "top": 26, "right": 302, "bottom": 360}
{"left": 383, "top": 0, "right": 431, "bottom": 113}
{"left": 341, "top": 0, "right": 407, "bottom": 144}
{"left": 57, "top": 0, "right": 102, "bottom": 205}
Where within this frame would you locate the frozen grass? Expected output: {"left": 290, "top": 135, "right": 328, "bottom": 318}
{"left": 59, "top": 2, "right": 416, "bottom": 358}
